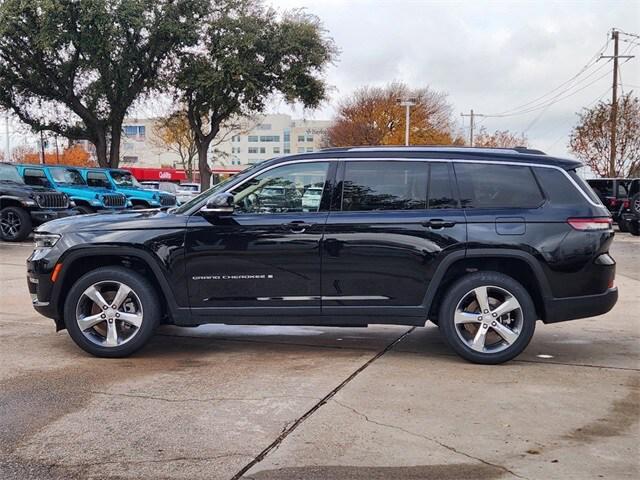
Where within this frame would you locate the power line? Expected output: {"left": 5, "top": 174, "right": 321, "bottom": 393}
{"left": 484, "top": 36, "right": 611, "bottom": 117}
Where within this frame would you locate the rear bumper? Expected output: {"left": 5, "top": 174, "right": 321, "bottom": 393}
{"left": 543, "top": 287, "right": 618, "bottom": 323}
{"left": 30, "top": 208, "right": 77, "bottom": 225}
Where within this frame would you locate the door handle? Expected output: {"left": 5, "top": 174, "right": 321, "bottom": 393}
{"left": 283, "top": 221, "right": 313, "bottom": 233}
{"left": 421, "top": 219, "right": 456, "bottom": 229}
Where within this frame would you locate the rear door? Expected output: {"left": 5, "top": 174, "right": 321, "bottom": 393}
{"left": 321, "top": 159, "right": 467, "bottom": 320}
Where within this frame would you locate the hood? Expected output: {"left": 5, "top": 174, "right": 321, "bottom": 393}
{"left": 35, "top": 209, "right": 187, "bottom": 235}
{"left": 116, "top": 186, "right": 170, "bottom": 198}
{"left": 0, "top": 182, "right": 60, "bottom": 198}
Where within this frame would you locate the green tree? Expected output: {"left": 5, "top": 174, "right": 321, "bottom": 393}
{"left": 175, "top": 0, "right": 337, "bottom": 190}
{"left": 0, "top": 0, "right": 205, "bottom": 167}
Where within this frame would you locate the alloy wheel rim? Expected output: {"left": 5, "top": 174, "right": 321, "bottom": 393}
{"left": 453, "top": 285, "right": 524, "bottom": 354}
{"left": 75, "top": 281, "right": 144, "bottom": 347}
{"left": 0, "top": 211, "right": 21, "bottom": 238}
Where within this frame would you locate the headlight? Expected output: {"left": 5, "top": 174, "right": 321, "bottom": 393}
{"left": 69, "top": 201, "right": 76, "bottom": 207}
{"left": 21, "top": 199, "right": 37, "bottom": 206}
{"left": 34, "top": 233, "right": 61, "bottom": 249}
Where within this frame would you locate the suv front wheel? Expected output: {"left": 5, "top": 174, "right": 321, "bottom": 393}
{"left": 439, "top": 272, "right": 536, "bottom": 364}
{"left": 64, "top": 266, "right": 160, "bottom": 357}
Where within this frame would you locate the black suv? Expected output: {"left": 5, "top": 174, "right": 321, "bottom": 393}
{"left": 26, "top": 147, "right": 617, "bottom": 364}
{"left": 1, "top": 162, "right": 76, "bottom": 242}
{"left": 587, "top": 177, "right": 640, "bottom": 235}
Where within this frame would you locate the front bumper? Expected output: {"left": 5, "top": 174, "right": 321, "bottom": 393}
{"left": 27, "top": 270, "right": 59, "bottom": 322}
{"left": 30, "top": 208, "right": 78, "bottom": 226}
{"left": 543, "top": 287, "right": 618, "bottom": 323}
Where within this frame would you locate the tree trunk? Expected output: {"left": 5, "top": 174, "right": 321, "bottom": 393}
{"left": 94, "top": 132, "right": 109, "bottom": 167}
{"left": 109, "top": 125, "right": 122, "bottom": 168}
{"left": 197, "top": 141, "right": 212, "bottom": 191}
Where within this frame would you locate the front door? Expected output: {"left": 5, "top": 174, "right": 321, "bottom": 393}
{"left": 321, "top": 160, "right": 467, "bottom": 320}
{"left": 185, "top": 161, "right": 333, "bottom": 320}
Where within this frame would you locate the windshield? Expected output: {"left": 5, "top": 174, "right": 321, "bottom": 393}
{"left": 0, "top": 164, "right": 25, "bottom": 184}
{"left": 179, "top": 184, "right": 199, "bottom": 192}
{"left": 50, "top": 167, "right": 86, "bottom": 186}
{"left": 110, "top": 170, "right": 142, "bottom": 188}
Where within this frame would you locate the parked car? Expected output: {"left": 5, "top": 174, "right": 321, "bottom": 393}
{"left": 140, "top": 181, "right": 193, "bottom": 205}
{"left": 16, "top": 164, "right": 130, "bottom": 214}
{"left": 79, "top": 168, "right": 176, "bottom": 209}
{"left": 27, "top": 146, "right": 617, "bottom": 364}
{"left": 0, "top": 162, "right": 76, "bottom": 242}
{"left": 587, "top": 177, "right": 640, "bottom": 235}
{"left": 619, "top": 179, "right": 640, "bottom": 236}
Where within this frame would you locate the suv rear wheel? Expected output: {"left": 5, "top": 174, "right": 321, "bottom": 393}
{"left": 64, "top": 266, "right": 160, "bottom": 357}
{"left": 439, "top": 272, "right": 536, "bottom": 364}
{"left": 0, "top": 206, "right": 32, "bottom": 242}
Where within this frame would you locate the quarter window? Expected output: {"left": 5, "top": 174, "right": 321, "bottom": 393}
{"left": 341, "top": 161, "right": 428, "bottom": 211}
{"left": 455, "top": 163, "right": 544, "bottom": 209}
{"left": 232, "top": 162, "right": 329, "bottom": 214}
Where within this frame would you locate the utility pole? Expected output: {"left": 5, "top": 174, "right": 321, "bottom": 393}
{"left": 600, "top": 29, "right": 634, "bottom": 176}
{"left": 39, "top": 130, "right": 46, "bottom": 164}
{"left": 461, "top": 109, "right": 485, "bottom": 146}
{"left": 4, "top": 113, "right": 9, "bottom": 162}
{"left": 397, "top": 97, "right": 417, "bottom": 145}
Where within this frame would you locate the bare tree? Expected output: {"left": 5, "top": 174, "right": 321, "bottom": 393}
{"left": 569, "top": 93, "right": 640, "bottom": 177}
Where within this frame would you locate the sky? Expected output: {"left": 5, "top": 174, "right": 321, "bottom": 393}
{"left": 2, "top": 0, "right": 639, "bottom": 160}
{"left": 265, "top": 0, "right": 640, "bottom": 157}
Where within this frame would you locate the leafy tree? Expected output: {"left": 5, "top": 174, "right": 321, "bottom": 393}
{"left": 569, "top": 93, "right": 640, "bottom": 177}
{"left": 326, "top": 82, "right": 462, "bottom": 147}
{"left": 175, "top": 0, "right": 337, "bottom": 190}
{"left": 0, "top": 0, "right": 205, "bottom": 168}
{"left": 473, "top": 127, "right": 528, "bottom": 148}
{"left": 151, "top": 112, "right": 199, "bottom": 181}
{"left": 19, "top": 145, "right": 95, "bottom": 166}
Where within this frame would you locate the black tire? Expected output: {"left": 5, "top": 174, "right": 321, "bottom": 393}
{"left": 0, "top": 206, "right": 33, "bottom": 242}
{"left": 628, "top": 220, "right": 640, "bottom": 236}
{"left": 631, "top": 193, "right": 640, "bottom": 217}
{"left": 617, "top": 218, "right": 629, "bottom": 233}
{"left": 438, "top": 271, "right": 537, "bottom": 364}
{"left": 75, "top": 205, "right": 95, "bottom": 215}
{"left": 64, "top": 266, "right": 161, "bottom": 357}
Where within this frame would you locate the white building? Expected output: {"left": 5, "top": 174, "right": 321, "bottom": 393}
{"left": 117, "top": 114, "right": 332, "bottom": 172}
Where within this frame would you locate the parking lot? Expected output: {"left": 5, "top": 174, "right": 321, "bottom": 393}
{"left": 0, "top": 234, "right": 638, "bottom": 480}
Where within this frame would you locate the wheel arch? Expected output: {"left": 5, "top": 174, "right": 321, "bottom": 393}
{"left": 0, "top": 196, "right": 26, "bottom": 209}
{"left": 424, "top": 249, "right": 552, "bottom": 323}
{"left": 52, "top": 246, "right": 186, "bottom": 329}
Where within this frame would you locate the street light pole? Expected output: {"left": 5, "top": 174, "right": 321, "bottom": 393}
{"left": 4, "top": 113, "right": 9, "bottom": 161}
{"left": 397, "top": 98, "right": 417, "bottom": 146}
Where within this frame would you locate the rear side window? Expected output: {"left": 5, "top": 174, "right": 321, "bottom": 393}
{"left": 341, "top": 161, "right": 428, "bottom": 211}
{"left": 428, "top": 163, "right": 457, "bottom": 208}
{"left": 534, "top": 168, "right": 586, "bottom": 205}
{"left": 455, "top": 163, "right": 544, "bottom": 209}
{"left": 570, "top": 171, "right": 602, "bottom": 205}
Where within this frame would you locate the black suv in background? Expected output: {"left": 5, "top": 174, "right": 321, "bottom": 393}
{"left": 587, "top": 177, "right": 640, "bottom": 235}
{"left": 26, "top": 147, "right": 617, "bottom": 364}
{"left": 1, "top": 162, "right": 76, "bottom": 242}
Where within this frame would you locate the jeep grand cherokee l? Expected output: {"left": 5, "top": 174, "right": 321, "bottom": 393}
{"left": 26, "top": 147, "right": 617, "bottom": 364}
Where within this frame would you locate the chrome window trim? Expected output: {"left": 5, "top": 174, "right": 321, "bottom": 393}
{"left": 193, "top": 156, "right": 601, "bottom": 213}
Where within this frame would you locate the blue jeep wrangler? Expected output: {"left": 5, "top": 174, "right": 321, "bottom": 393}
{"left": 79, "top": 168, "right": 176, "bottom": 209}
{"left": 16, "top": 165, "right": 130, "bottom": 214}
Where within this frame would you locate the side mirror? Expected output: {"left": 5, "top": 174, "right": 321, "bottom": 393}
{"left": 202, "top": 192, "right": 234, "bottom": 215}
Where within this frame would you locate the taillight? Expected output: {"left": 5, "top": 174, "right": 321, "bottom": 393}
{"left": 567, "top": 217, "right": 613, "bottom": 231}
{"left": 623, "top": 199, "right": 630, "bottom": 209}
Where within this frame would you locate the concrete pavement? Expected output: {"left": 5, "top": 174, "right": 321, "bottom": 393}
{"left": 0, "top": 235, "right": 638, "bottom": 479}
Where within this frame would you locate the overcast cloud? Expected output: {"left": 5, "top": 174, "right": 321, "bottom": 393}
{"left": 267, "top": 0, "right": 640, "bottom": 157}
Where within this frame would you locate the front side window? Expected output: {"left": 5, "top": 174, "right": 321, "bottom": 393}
{"left": 455, "top": 163, "right": 544, "bottom": 209}
{"left": 110, "top": 170, "right": 141, "bottom": 187}
{"left": 341, "top": 161, "right": 428, "bottom": 211}
{"left": 0, "top": 164, "right": 24, "bottom": 184}
{"left": 50, "top": 167, "right": 86, "bottom": 186}
{"left": 23, "top": 168, "right": 51, "bottom": 188}
{"left": 232, "top": 162, "right": 329, "bottom": 214}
